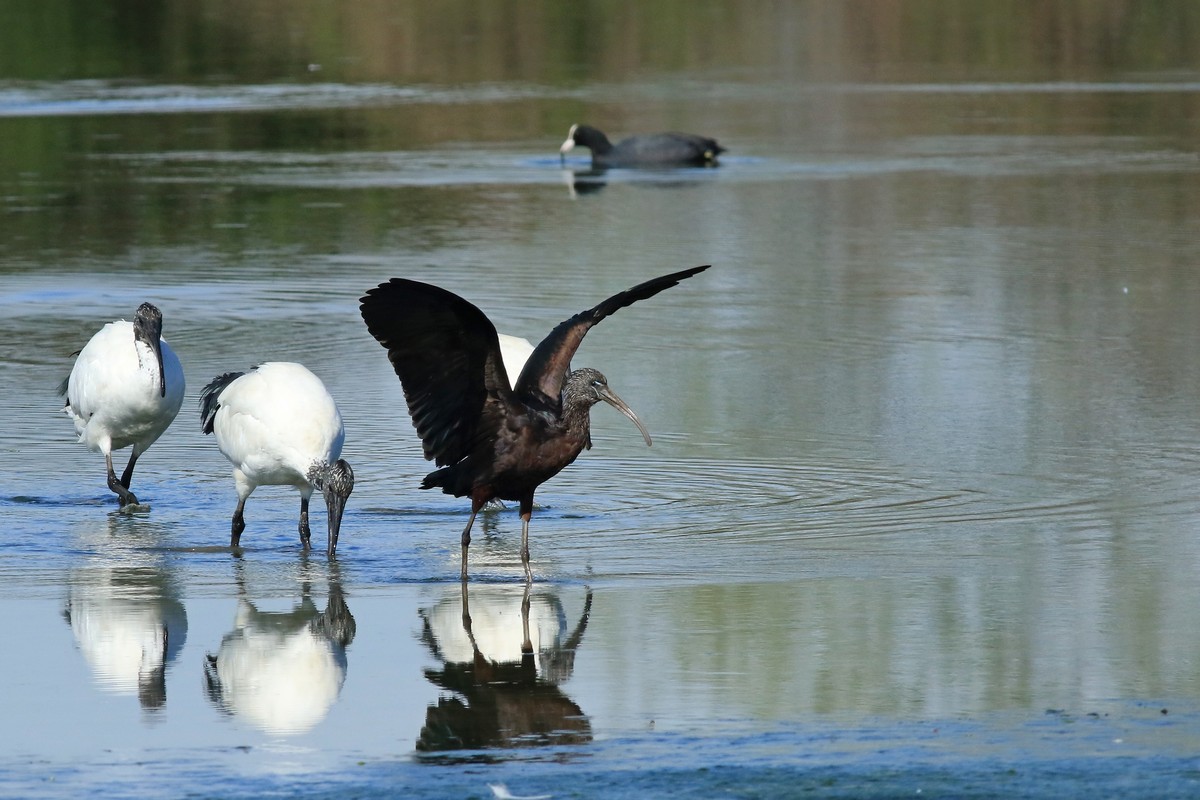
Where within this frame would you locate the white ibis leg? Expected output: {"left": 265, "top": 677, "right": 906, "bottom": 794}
{"left": 118, "top": 449, "right": 140, "bottom": 490}
{"left": 230, "top": 496, "right": 247, "bottom": 547}
{"left": 105, "top": 452, "right": 139, "bottom": 507}
{"left": 298, "top": 495, "right": 312, "bottom": 549}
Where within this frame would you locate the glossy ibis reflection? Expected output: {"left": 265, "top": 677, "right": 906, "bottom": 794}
{"left": 417, "top": 581, "right": 593, "bottom": 753}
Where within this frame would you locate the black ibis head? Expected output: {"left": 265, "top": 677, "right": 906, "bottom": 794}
{"left": 564, "top": 367, "right": 652, "bottom": 447}
{"left": 310, "top": 459, "right": 355, "bottom": 557}
{"left": 132, "top": 302, "right": 167, "bottom": 397}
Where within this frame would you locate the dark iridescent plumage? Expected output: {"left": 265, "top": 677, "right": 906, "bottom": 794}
{"left": 560, "top": 123, "right": 725, "bottom": 168}
{"left": 360, "top": 265, "right": 709, "bottom": 580}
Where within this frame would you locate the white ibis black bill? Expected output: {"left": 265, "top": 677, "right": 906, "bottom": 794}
{"left": 199, "top": 362, "right": 354, "bottom": 557}
{"left": 61, "top": 302, "right": 185, "bottom": 509}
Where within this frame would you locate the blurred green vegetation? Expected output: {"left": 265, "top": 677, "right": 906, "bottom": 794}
{"left": 1, "top": 0, "right": 1199, "bottom": 270}
{"left": 1, "top": 1, "right": 1198, "bottom": 84}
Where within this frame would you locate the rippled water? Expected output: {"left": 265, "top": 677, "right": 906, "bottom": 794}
{"left": 5, "top": 9, "right": 1200, "bottom": 796}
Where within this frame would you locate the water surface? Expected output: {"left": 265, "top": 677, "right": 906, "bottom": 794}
{"left": 3, "top": 3, "right": 1200, "bottom": 797}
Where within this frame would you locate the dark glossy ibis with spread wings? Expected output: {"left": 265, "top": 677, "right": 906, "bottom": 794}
{"left": 360, "top": 265, "right": 709, "bottom": 581}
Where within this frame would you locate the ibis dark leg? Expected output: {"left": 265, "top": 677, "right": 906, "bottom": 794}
{"left": 460, "top": 497, "right": 484, "bottom": 581}
{"left": 231, "top": 497, "right": 247, "bottom": 547}
{"left": 519, "top": 495, "right": 535, "bottom": 583}
{"left": 299, "top": 496, "right": 312, "bottom": 550}
{"left": 105, "top": 452, "right": 139, "bottom": 507}
{"left": 119, "top": 450, "right": 139, "bottom": 490}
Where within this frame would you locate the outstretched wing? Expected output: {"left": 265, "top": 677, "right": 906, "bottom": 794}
{"left": 360, "top": 278, "right": 513, "bottom": 466}
{"left": 515, "top": 265, "right": 710, "bottom": 411}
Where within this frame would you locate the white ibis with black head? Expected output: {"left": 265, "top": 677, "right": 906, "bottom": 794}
{"left": 199, "top": 362, "right": 354, "bottom": 556}
{"left": 360, "top": 265, "right": 709, "bottom": 581}
{"left": 61, "top": 302, "right": 185, "bottom": 509}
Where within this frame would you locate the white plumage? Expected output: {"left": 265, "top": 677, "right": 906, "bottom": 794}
{"left": 204, "top": 593, "right": 353, "bottom": 735}
{"left": 422, "top": 584, "right": 572, "bottom": 675}
{"left": 62, "top": 303, "right": 185, "bottom": 508}
{"left": 497, "top": 333, "right": 534, "bottom": 385}
{"left": 200, "top": 362, "right": 354, "bottom": 556}
{"left": 64, "top": 565, "right": 188, "bottom": 710}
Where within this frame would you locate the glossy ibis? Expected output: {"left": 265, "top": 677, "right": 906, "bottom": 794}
{"left": 199, "top": 362, "right": 354, "bottom": 556}
{"left": 61, "top": 302, "right": 185, "bottom": 509}
{"left": 560, "top": 124, "right": 725, "bottom": 168}
{"left": 360, "top": 264, "right": 709, "bottom": 580}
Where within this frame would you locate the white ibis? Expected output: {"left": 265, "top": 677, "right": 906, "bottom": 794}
{"left": 61, "top": 302, "right": 185, "bottom": 509}
{"left": 360, "top": 265, "right": 710, "bottom": 581}
{"left": 560, "top": 124, "right": 725, "bottom": 168}
{"left": 199, "top": 362, "right": 354, "bottom": 556}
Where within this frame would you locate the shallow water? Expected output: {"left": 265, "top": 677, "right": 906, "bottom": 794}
{"left": 4, "top": 3, "right": 1200, "bottom": 798}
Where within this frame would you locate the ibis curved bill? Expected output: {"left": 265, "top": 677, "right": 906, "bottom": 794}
{"left": 61, "top": 302, "right": 185, "bottom": 509}
{"left": 199, "top": 362, "right": 354, "bottom": 556}
{"left": 360, "top": 264, "right": 709, "bottom": 581}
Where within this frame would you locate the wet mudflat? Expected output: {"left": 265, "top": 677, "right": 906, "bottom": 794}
{"left": 3, "top": 3, "right": 1200, "bottom": 798}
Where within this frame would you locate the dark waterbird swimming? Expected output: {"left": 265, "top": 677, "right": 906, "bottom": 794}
{"left": 360, "top": 265, "right": 710, "bottom": 581}
{"left": 560, "top": 124, "right": 725, "bottom": 168}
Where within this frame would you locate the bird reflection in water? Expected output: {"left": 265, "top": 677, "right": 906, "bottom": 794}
{"left": 63, "top": 563, "right": 188, "bottom": 711}
{"left": 203, "top": 559, "right": 356, "bottom": 735}
{"left": 416, "top": 581, "right": 593, "bottom": 753}
{"left": 560, "top": 166, "right": 713, "bottom": 198}
{"left": 561, "top": 167, "right": 610, "bottom": 198}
